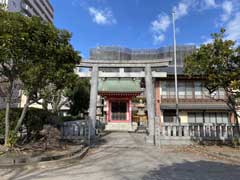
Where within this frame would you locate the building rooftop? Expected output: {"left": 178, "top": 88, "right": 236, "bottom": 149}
{"left": 98, "top": 79, "right": 142, "bottom": 93}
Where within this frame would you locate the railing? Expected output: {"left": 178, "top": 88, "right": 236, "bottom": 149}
{"left": 61, "top": 120, "right": 89, "bottom": 140}
{"left": 160, "top": 123, "right": 240, "bottom": 141}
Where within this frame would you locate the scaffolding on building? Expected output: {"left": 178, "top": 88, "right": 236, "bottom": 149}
{"left": 90, "top": 45, "right": 196, "bottom": 65}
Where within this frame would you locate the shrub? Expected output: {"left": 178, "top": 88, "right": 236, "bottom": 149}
{"left": 0, "top": 108, "right": 56, "bottom": 141}
{"left": 0, "top": 108, "right": 21, "bottom": 138}
{"left": 59, "top": 115, "right": 83, "bottom": 123}
{"left": 27, "top": 108, "right": 60, "bottom": 130}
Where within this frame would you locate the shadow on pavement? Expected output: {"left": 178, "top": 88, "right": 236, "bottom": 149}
{"left": 142, "top": 160, "right": 240, "bottom": 180}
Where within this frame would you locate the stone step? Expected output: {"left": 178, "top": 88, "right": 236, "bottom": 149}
{"left": 105, "top": 122, "right": 138, "bottom": 132}
{"left": 136, "top": 126, "right": 147, "bottom": 133}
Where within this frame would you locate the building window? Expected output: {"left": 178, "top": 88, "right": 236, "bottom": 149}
{"left": 163, "top": 110, "right": 176, "bottom": 123}
{"left": 188, "top": 112, "right": 229, "bottom": 124}
{"left": 161, "top": 80, "right": 226, "bottom": 100}
{"left": 216, "top": 113, "right": 222, "bottom": 123}
{"left": 202, "top": 87, "right": 210, "bottom": 99}
{"left": 161, "top": 81, "right": 167, "bottom": 99}
{"left": 195, "top": 112, "right": 203, "bottom": 123}
{"left": 194, "top": 81, "right": 202, "bottom": 99}
{"left": 216, "top": 112, "right": 229, "bottom": 123}
{"left": 186, "top": 82, "right": 193, "bottom": 99}
{"left": 222, "top": 113, "right": 229, "bottom": 123}
{"left": 219, "top": 88, "right": 225, "bottom": 99}
{"left": 188, "top": 112, "right": 204, "bottom": 123}
{"left": 188, "top": 113, "right": 196, "bottom": 123}
{"left": 178, "top": 82, "right": 185, "bottom": 99}
{"left": 204, "top": 112, "right": 210, "bottom": 123}
{"left": 169, "top": 81, "right": 175, "bottom": 98}
{"left": 209, "top": 112, "right": 216, "bottom": 123}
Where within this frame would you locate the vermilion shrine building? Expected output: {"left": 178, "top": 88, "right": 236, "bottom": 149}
{"left": 98, "top": 78, "right": 142, "bottom": 131}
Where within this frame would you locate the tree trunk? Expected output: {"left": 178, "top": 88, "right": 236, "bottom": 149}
{"left": 4, "top": 96, "right": 11, "bottom": 146}
{"left": 4, "top": 82, "right": 13, "bottom": 147}
{"left": 14, "top": 96, "right": 30, "bottom": 134}
{"left": 226, "top": 93, "right": 240, "bottom": 135}
{"left": 233, "top": 111, "right": 240, "bottom": 136}
{"left": 42, "top": 99, "right": 48, "bottom": 111}
{"left": 51, "top": 90, "right": 62, "bottom": 114}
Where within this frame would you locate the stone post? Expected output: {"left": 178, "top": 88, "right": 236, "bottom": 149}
{"left": 145, "top": 65, "right": 155, "bottom": 144}
{"left": 89, "top": 65, "right": 99, "bottom": 138}
{"left": 155, "top": 117, "right": 161, "bottom": 146}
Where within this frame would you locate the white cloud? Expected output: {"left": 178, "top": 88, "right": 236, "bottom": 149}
{"left": 151, "top": 14, "right": 171, "bottom": 32}
{"left": 88, "top": 7, "right": 116, "bottom": 25}
{"left": 150, "top": 0, "right": 240, "bottom": 45}
{"left": 172, "top": 0, "right": 218, "bottom": 20}
{"left": 221, "top": 1, "right": 233, "bottom": 22}
{"left": 150, "top": 13, "right": 171, "bottom": 44}
{"left": 204, "top": 0, "right": 217, "bottom": 8}
{"left": 153, "top": 34, "right": 165, "bottom": 44}
{"left": 150, "top": 0, "right": 193, "bottom": 44}
{"left": 225, "top": 12, "right": 240, "bottom": 44}
{"left": 150, "top": 0, "right": 192, "bottom": 44}
{"left": 202, "top": 11, "right": 240, "bottom": 45}
{"left": 222, "top": 1, "right": 233, "bottom": 14}
{"left": 203, "top": 38, "right": 213, "bottom": 45}
{"left": 173, "top": 2, "right": 189, "bottom": 20}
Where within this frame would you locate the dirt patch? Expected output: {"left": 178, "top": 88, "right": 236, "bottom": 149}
{"left": 0, "top": 143, "right": 84, "bottom": 165}
{"left": 161, "top": 144, "right": 240, "bottom": 164}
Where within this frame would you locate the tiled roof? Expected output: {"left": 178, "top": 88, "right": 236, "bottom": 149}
{"left": 161, "top": 103, "right": 229, "bottom": 110}
{"left": 98, "top": 79, "right": 142, "bottom": 93}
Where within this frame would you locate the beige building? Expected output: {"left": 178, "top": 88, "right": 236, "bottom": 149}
{"left": 0, "top": 0, "right": 54, "bottom": 23}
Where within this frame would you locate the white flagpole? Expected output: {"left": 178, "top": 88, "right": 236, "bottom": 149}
{"left": 172, "top": 12, "right": 180, "bottom": 123}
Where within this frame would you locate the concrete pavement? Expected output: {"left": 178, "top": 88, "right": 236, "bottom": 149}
{"left": 1, "top": 132, "right": 240, "bottom": 180}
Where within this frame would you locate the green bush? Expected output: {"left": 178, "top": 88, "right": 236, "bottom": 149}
{"left": 0, "top": 108, "right": 55, "bottom": 139}
{"left": 0, "top": 108, "right": 21, "bottom": 138}
{"left": 24, "top": 108, "right": 56, "bottom": 135}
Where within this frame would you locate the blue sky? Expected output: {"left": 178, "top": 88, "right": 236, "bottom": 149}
{"left": 50, "top": 0, "right": 240, "bottom": 58}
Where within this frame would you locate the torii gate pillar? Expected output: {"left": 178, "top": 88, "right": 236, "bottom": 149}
{"left": 89, "top": 65, "right": 99, "bottom": 137}
{"left": 145, "top": 65, "right": 155, "bottom": 144}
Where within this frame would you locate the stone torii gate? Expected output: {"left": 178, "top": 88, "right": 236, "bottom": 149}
{"left": 76, "top": 58, "right": 170, "bottom": 144}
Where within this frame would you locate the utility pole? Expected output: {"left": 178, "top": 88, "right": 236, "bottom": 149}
{"left": 172, "top": 12, "right": 180, "bottom": 124}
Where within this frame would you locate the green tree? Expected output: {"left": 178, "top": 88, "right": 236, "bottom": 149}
{"left": 0, "top": 10, "right": 30, "bottom": 146}
{"left": 34, "top": 29, "right": 82, "bottom": 115}
{"left": 68, "top": 78, "right": 90, "bottom": 116}
{"left": 39, "top": 73, "right": 79, "bottom": 114}
{"left": 184, "top": 29, "right": 240, "bottom": 125}
{"left": 0, "top": 10, "right": 80, "bottom": 146}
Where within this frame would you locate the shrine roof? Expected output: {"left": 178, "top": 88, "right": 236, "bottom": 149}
{"left": 98, "top": 79, "right": 142, "bottom": 93}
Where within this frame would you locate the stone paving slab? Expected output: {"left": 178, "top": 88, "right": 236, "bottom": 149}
{"left": 1, "top": 132, "right": 240, "bottom": 180}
